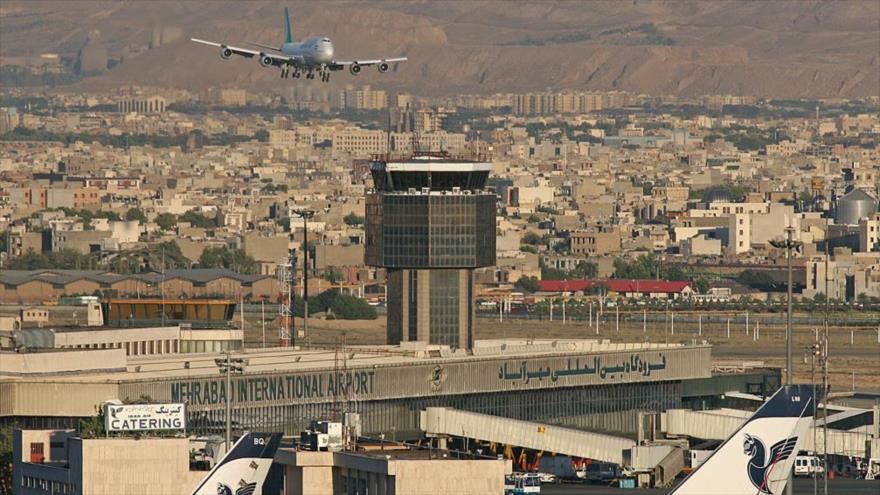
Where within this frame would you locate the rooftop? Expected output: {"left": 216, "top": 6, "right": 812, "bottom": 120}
{"left": 3, "top": 338, "right": 698, "bottom": 383}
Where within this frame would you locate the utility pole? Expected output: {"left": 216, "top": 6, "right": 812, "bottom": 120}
{"left": 810, "top": 343, "right": 820, "bottom": 495}
{"left": 215, "top": 353, "right": 246, "bottom": 450}
{"left": 822, "top": 238, "right": 831, "bottom": 495}
{"left": 261, "top": 299, "right": 266, "bottom": 348}
{"left": 770, "top": 226, "right": 802, "bottom": 385}
{"left": 292, "top": 208, "right": 317, "bottom": 346}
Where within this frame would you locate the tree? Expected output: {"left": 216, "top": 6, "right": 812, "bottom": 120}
{"left": 522, "top": 232, "right": 544, "bottom": 245}
{"left": 343, "top": 213, "right": 365, "bottom": 226}
{"left": 124, "top": 208, "right": 147, "bottom": 223}
{"left": 324, "top": 268, "right": 344, "bottom": 284}
{"left": 736, "top": 270, "right": 778, "bottom": 291}
{"left": 198, "top": 247, "right": 258, "bottom": 274}
{"left": 155, "top": 213, "right": 178, "bottom": 231}
{"left": 292, "top": 289, "right": 376, "bottom": 319}
{"left": 570, "top": 261, "right": 598, "bottom": 279}
{"left": 612, "top": 254, "right": 657, "bottom": 279}
{"left": 198, "top": 247, "right": 226, "bottom": 269}
{"left": 693, "top": 277, "right": 710, "bottom": 294}
{"left": 180, "top": 210, "right": 216, "bottom": 229}
{"left": 7, "top": 248, "right": 96, "bottom": 270}
{"left": 514, "top": 276, "right": 540, "bottom": 293}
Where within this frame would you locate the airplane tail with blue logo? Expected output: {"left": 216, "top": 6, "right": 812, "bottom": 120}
{"left": 191, "top": 432, "right": 282, "bottom": 495}
{"left": 670, "top": 384, "right": 820, "bottom": 495}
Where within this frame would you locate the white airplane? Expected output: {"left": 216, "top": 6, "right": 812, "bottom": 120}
{"left": 191, "top": 7, "right": 407, "bottom": 83}
{"left": 670, "top": 384, "right": 819, "bottom": 495}
{"left": 191, "top": 432, "right": 282, "bottom": 495}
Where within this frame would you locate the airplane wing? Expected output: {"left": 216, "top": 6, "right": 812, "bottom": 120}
{"left": 191, "top": 38, "right": 291, "bottom": 67}
{"left": 328, "top": 57, "right": 408, "bottom": 70}
{"left": 245, "top": 41, "right": 282, "bottom": 53}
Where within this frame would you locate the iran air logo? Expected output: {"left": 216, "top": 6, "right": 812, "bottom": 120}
{"left": 743, "top": 434, "right": 798, "bottom": 494}
{"left": 217, "top": 482, "right": 257, "bottom": 495}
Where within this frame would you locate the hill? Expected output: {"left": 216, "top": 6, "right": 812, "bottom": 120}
{"left": 0, "top": 0, "right": 877, "bottom": 98}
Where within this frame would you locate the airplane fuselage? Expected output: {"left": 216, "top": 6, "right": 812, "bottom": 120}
{"left": 280, "top": 36, "right": 335, "bottom": 65}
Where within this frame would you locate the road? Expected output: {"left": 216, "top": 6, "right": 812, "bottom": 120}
{"left": 539, "top": 478, "right": 878, "bottom": 494}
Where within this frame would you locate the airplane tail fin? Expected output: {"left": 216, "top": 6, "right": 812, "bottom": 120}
{"left": 670, "top": 384, "right": 820, "bottom": 495}
{"left": 191, "top": 432, "right": 282, "bottom": 495}
{"left": 283, "top": 7, "right": 293, "bottom": 44}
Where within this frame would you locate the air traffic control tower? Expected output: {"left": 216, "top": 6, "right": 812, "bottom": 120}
{"left": 365, "top": 153, "right": 496, "bottom": 350}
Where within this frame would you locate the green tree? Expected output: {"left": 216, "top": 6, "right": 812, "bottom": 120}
{"left": 514, "top": 276, "right": 540, "bottom": 293}
{"left": 736, "top": 270, "right": 778, "bottom": 291}
{"left": 612, "top": 254, "right": 657, "bottom": 279}
{"left": 7, "top": 248, "right": 96, "bottom": 270}
{"left": 343, "top": 213, "right": 365, "bottom": 226}
{"left": 693, "top": 277, "right": 710, "bottom": 294}
{"left": 124, "top": 208, "right": 147, "bottom": 223}
{"left": 155, "top": 213, "right": 178, "bottom": 231}
{"left": 522, "top": 232, "right": 544, "bottom": 245}
{"left": 180, "top": 210, "right": 216, "bottom": 229}
{"left": 570, "top": 261, "right": 598, "bottom": 279}
{"left": 198, "top": 247, "right": 258, "bottom": 274}
{"left": 324, "top": 268, "right": 344, "bottom": 284}
{"left": 198, "top": 247, "right": 227, "bottom": 269}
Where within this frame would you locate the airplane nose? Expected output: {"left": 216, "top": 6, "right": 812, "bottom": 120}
{"left": 323, "top": 45, "right": 334, "bottom": 61}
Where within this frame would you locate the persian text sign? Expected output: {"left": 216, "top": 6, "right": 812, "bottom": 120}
{"left": 104, "top": 403, "right": 186, "bottom": 432}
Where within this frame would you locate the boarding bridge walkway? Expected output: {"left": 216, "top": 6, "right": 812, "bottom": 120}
{"left": 420, "top": 407, "right": 635, "bottom": 465}
{"left": 663, "top": 408, "right": 879, "bottom": 458}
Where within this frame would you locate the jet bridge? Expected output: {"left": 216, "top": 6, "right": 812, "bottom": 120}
{"left": 420, "top": 407, "right": 635, "bottom": 465}
{"left": 663, "top": 407, "right": 878, "bottom": 458}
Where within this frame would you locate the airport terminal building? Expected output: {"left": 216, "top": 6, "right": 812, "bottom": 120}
{"left": 1, "top": 339, "right": 779, "bottom": 440}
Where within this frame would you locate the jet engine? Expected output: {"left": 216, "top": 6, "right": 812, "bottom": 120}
{"left": 349, "top": 63, "right": 362, "bottom": 75}
{"left": 377, "top": 62, "right": 389, "bottom": 73}
{"left": 259, "top": 54, "right": 274, "bottom": 67}
{"left": 220, "top": 48, "right": 233, "bottom": 60}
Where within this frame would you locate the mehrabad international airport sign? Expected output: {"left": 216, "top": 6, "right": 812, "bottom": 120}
{"left": 104, "top": 403, "right": 186, "bottom": 432}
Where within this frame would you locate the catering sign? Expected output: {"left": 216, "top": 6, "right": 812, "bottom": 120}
{"left": 104, "top": 403, "right": 186, "bottom": 432}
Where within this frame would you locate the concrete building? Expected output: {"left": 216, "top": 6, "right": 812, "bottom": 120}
{"left": 117, "top": 96, "right": 166, "bottom": 114}
{"left": 570, "top": 230, "right": 622, "bottom": 256}
{"left": 343, "top": 85, "right": 388, "bottom": 110}
{"left": 860, "top": 213, "right": 880, "bottom": 252}
{"left": 0, "top": 340, "right": 777, "bottom": 444}
{"left": 8, "top": 325, "right": 243, "bottom": 356}
{"left": 278, "top": 448, "right": 509, "bottom": 495}
{"left": 13, "top": 430, "right": 204, "bottom": 495}
{"left": 0, "top": 269, "right": 279, "bottom": 304}
{"left": 681, "top": 234, "right": 722, "bottom": 257}
{"left": 365, "top": 156, "right": 496, "bottom": 350}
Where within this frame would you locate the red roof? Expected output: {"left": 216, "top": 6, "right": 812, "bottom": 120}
{"left": 538, "top": 279, "right": 691, "bottom": 294}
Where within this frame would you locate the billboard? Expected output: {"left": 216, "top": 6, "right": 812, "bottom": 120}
{"left": 104, "top": 403, "right": 186, "bottom": 432}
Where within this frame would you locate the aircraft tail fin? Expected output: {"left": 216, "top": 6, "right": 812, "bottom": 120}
{"left": 670, "top": 384, "right": 820, "bottom": 495}
{"left": 283, "top": 7, "right": 293, "bottom": 44}
{"left": 191, "top": 432, "right": 282, "bottom": 495}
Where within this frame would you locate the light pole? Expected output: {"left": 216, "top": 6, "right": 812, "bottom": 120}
{"left": 770, "top": 226, "right": 802, "bottom": 385}
{"left": 215, "top": 353, "right": 246, "bottom": 449}
{"left": 769, "top": 226, "right": 803, "bottom": 495}
{"left": 292, "top": 208, "right": 316, "bottom": 345}
{"left": 808, "top": 343, "right": 821, "bottom": 494}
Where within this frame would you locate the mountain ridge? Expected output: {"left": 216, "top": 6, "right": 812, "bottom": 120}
{"left": 1, "top": 0, "right": 877, "bottom": 98}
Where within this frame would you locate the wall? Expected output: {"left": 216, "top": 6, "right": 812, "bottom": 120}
{"left": 78, "top": 437, "right": 203, "bottom": 495}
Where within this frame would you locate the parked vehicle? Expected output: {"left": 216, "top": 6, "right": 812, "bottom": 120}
{"left": 793, "top": 455, "right": 824, "bottom": 476}
{"left": 504, "top": 473, "right": 541, "bottom": 494}
{"left": 585, "top": 461, "right": 621, "bottom": 483}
